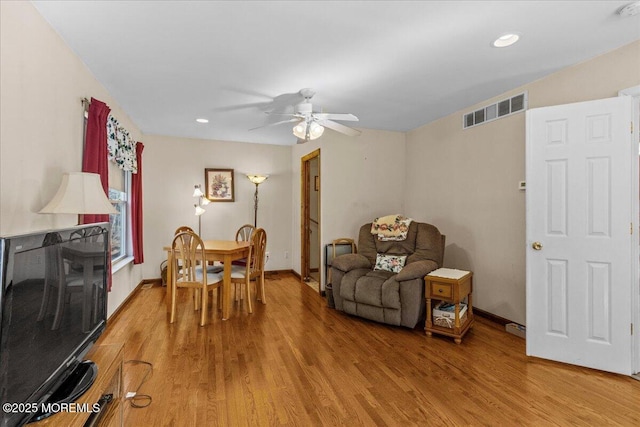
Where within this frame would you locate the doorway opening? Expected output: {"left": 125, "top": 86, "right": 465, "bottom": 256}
{"left": 301, "top": 149, "right": 321, "bottom": 293}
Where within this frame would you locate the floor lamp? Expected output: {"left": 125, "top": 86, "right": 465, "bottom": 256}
{"left": 246, "top": 175, "right": 268, "bottom": 227}
{"left": 193, "top": 184, "right": 210, "bottom": 236}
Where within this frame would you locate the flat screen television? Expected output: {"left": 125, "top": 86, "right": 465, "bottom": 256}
{"left": 0, "top": 223, "right": 109, "bottom": 426}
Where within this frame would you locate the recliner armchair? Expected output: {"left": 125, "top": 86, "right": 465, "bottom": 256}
{"left": 331, "top": 221, "right": 444, "bottom": 328}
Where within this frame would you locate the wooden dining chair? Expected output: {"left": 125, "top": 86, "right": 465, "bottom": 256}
{"left": 174, "top": 225, "right": 222, "bottom": 273}
{"left": 232, "top": 224, "right": 255, "bottom": 269}
{"left": 230, "top": 228, "right": 267, "bottom": 312}
{"left": 174, "top": 225, "right": 195, "bottom": 235}
{"left": 170, "top": 230, "right": 223, "bottom": 326}
{"left": 235, "top": 224, "right": 255, "bottom": 242}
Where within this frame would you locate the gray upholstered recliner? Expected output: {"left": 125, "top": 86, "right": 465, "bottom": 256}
{"left": 331, "top": 222, "right": 444, "bottom": 328}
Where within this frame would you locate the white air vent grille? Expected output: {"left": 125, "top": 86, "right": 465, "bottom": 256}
{"left": 463, "top": 92, "right": 527, "bottom": 129}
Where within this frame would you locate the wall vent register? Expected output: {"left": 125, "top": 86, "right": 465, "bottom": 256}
{"left": 463, "top": 92, "right": 527, "bottom": 129}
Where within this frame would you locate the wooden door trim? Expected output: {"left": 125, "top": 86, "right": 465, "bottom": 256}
{"left": 300, "top": 149, "right": 320, "bottom": 290}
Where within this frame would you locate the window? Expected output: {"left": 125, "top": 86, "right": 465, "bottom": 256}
{"left": 108, "top": 162, "right": 131, "bottom": 264}
{"left": 82, "top": 106, "right": 135, "bottom": 265}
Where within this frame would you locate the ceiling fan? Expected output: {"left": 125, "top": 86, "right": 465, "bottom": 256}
{"left": 251, "top": 88, "right": 360, "bottom": 143}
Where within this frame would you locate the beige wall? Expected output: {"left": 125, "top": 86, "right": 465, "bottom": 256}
{"left": 0, "top": 1, "right": 143, "bottom": 316}
{"left": 405, "top": 41, "right": 640, "bottom": 325}
{"left": 140, "top": 134, "right": 292, "bottom": 280}
{"left": 292, "top": 128, "right": 407, "bottom": 287}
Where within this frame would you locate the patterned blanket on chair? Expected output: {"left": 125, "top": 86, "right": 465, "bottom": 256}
{"left": 370, "top": 214, "right": 413, "bottom": 241}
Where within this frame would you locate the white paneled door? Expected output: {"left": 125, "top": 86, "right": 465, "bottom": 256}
{"left": 526, "top": 96, "right": 636, "bottom": 375}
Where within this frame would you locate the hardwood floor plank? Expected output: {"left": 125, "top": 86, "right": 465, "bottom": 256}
{"left": 95, "top": 272, "right": 640, "bottom": 426}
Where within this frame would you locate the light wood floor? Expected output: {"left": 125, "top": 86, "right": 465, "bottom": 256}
{"left": 97, "top": 272, "right": 640, "bottom": 426}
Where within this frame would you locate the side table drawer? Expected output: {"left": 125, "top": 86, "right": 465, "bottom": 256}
{"left": 429, "top": 281, "right": 452, "bottom": 299}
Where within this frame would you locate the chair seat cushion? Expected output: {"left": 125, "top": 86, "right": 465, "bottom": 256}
{"left": 64, "top": 271, "right": 90, "bottom": 288}
{"left": 193, "top": 267, "right": 223, "bottom": 283}
{"left": 206, "top": 264, "right": 223, "bottom": 274}
{"left": 230, "top": 264, "right": 248, "bottom": 279}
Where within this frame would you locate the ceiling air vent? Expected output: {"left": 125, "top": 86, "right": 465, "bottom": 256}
{"left": 463, "top": 92, "right": 527, "bottom": 129}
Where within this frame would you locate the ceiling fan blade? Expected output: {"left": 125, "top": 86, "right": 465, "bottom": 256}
{"left": 265, "top": 112, "right": 304, "bottom": 119}
{"left": 318, "top": 119, "right": 361, "bottom": 137}
{"left": 249, "top": 118, "right": 300, "bottom": 131}
{"left": 212, "top": 101, "right": 270, "bottom": 113}
{"left": 268, "top": 92, "right": 306, "bottom": 112}
{"left": 313, "top": 113, "right": 358, "bottom": 122}
{"left": 215, "top": 88, "right": 305, "bottom": 113}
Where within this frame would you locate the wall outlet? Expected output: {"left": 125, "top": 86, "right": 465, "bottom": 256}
{"left": 265, "top": 251, "right": 270, "bottom": 264}
{"left": 284, "top": 251, "right": 289, "bottom": 259}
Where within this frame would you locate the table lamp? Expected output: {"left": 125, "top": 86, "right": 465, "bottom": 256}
{"left": 39, "top": 172, "right": 117, "bottom": 219}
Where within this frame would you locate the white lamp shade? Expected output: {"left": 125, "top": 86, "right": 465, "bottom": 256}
{"left": 193, "top": 185, "right": 205, "bottom": 197}
{"left": 39, "top": 172, "right": 116, "bottom": 214}
{"left": 247, "top": 174, "right": 269, "bottom": 185}
{"left": 293, "top": 122, "right": 307, "bottom": 139}
{"left": 195, "top": 205, "right": 206, "bottom": 216}
{"left": 308, "top": 121, "right": 325, "bottom": 139}
{"left": 292, "top": 121, "right": 324, "bottom": 141}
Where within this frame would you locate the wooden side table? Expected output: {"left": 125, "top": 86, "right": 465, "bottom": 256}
{"left": 425, "top": 268, "right": 474, "bottom": 344}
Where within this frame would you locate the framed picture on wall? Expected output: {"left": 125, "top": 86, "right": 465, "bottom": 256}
{"left": 205, "top": 168, "right": 235, "bottom": 202}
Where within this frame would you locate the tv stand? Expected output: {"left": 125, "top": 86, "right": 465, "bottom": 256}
{"left": 30, "top": 343, "right": 124, "bottom": 427}
{"left": 31, "top": 361, "right": 98, "bottom": 422}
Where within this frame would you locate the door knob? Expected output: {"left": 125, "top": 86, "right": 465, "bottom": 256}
{"left": 532, "top": 241, "right": 543, "bottom": 250}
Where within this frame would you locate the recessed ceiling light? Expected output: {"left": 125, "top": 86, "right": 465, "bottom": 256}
{"left": 492, "top": 33, "right": 520, "bottom": 48}
{"left": 196, "top": 118, "right": 209, "bottom": 123}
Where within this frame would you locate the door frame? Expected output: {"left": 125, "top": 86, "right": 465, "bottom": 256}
{"left": 619, "top": 85, "right": 640, "bottom": 376}
{"left": 300, "top": 149, "right": 321, "bottom": 291}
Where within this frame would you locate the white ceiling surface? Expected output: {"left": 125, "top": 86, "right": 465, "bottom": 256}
{"left": 32, "top": 1, "right": 640, "bottom": 146}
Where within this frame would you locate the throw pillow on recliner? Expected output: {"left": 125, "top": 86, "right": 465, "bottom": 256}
{"left": 374, "top": 253, "right": 406, "bottom": 273}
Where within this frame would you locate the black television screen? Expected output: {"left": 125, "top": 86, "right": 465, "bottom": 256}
{"left": 0, "top": 223, "right": 109, "bottom": 426}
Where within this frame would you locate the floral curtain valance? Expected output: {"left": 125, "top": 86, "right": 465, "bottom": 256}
{"left": 107, "top": 113, "right": 138, "bottom": 173}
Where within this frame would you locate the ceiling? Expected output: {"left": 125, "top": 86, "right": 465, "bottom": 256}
{"left": 32, "top": 1, "right": 640, "bottom": 146}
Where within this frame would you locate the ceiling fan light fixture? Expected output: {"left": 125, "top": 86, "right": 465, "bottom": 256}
{"left": 292, "top": 121, "right": 324, "bottom": 141}
{"left": 293, "top": 123, "right": 307, "bottom": 139}
{"left": 309, "top": 121, "right": 324, "bottom": 139}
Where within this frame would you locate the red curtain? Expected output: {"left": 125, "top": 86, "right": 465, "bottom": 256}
{"left": 132, "top": 142, "right": 145, "bottom": 264}
{"left": 82, "top": 97, "right": 111, "bottom": 224}
{"left": 82, "top": 97, "right": 112, "bottom": 290}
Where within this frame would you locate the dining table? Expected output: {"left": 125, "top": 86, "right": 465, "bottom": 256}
{"left": 163, "top": 239, "right": 251, "bottom": 320}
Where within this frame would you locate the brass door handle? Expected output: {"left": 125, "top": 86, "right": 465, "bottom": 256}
{"left": 532, "top": 241, "right": 543, "bottom": 250}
